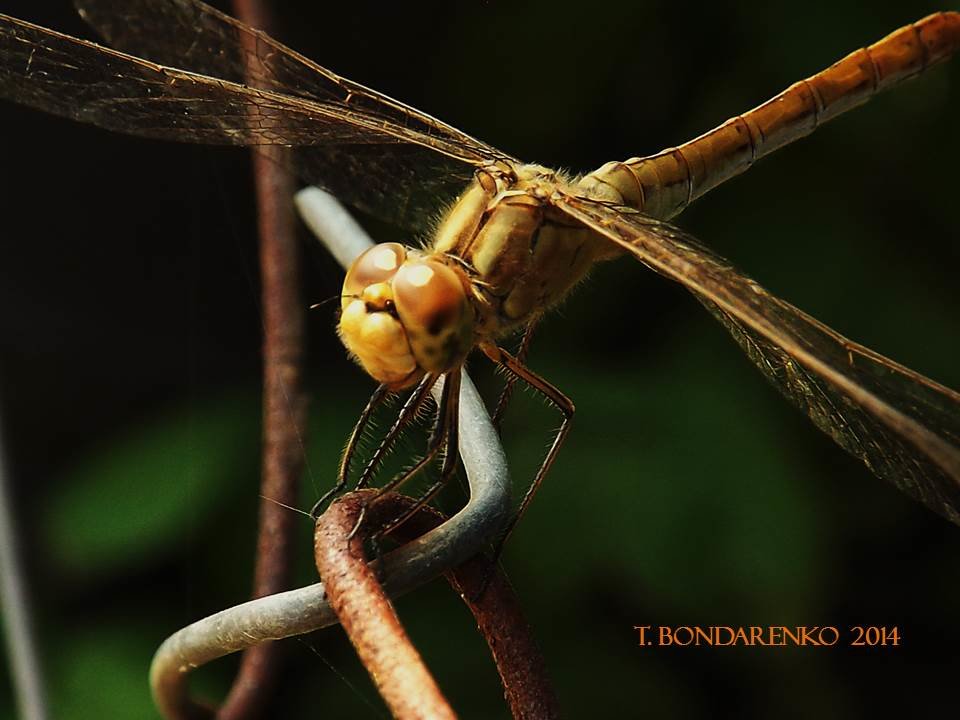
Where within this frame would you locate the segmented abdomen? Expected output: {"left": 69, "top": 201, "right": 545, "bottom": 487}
{"left": 583, "top": 12, "right": 960, "bottom": 219}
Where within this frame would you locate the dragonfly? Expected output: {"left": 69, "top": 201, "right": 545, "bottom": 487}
{"left": 1, "top": 1, "right": 959, "bottom": 545}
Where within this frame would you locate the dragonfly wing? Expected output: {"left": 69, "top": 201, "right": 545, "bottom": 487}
{"left": 72, "top": 0, "right": 500, "bottom": 149}
{"left": 292, "top": 144, "right": 475, "bottom": 239}
{"left": 552, "top": 191, "right": 960, "bottom": 526}
{"left": 71, "top": 0, "right": 514, "bottom": 230}
{"left": 0, "top": 11, "right": 511, "bottom": 230}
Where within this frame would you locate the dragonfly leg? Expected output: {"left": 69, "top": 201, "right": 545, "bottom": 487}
{"left": 340, "top": 373, "right": 441, "bottom": 539}
{"left": 354, "top": 373, "right": 439, "bottom": 491}
{"left": 310, "top": 383, "right": 390, "bottom": 519}
{"left": 483, "top": 344, "right": 575, "bottom": 559}
{"left": 491, "top": 317, "right": 540, "bottom": 431}
{"left": 373, "top": 370, "right": 462, "bottom": 540}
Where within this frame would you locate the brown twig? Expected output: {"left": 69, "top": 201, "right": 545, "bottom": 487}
{"left": 447, "top": 555, "right": 562, "bottom": 719}
{"left": 390, "top": 500, "right": 561, "bottom": 720}
{"left": 316, "top": 492, "right": 457, "bottom": 719}
{"left": 218, "top": 2, "right": 306, "bottom": 718}
{"left": 315, "top": 491, "right": 559, "bottom": 719}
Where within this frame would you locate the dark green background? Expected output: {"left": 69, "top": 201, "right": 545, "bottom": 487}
{"left": 1, "top": 0, "right": 958, "bottom": 717}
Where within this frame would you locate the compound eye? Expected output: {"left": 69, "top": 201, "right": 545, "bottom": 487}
{"left": 342, "top": 243, "right": 407, "bottom": 303}
{"left": 393, "top": 260, "right": 468, "bottom": 340}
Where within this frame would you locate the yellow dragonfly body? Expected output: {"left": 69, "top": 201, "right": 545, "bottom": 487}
{"left": 1, "top": 2, "right": 958, "bottom": 536}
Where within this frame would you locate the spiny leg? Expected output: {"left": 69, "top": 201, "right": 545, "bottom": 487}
{"left": 482, "top": 344, "right": 575, "bottom": 559}
{"left": 339, "top": 383, "right": 391, "bottom": 488}
{"left": 375, "top": 370, "right": 462, "bottom": 540}
{"left": 342, "top": 373, "right": 439, "bottom": 541}
{"left": 350, "top": 371, "right": 460, "bottom": 543}
{"left": 355, "top": 373, "right": 439, "bottom": 490}
{"left": 492, "top": 317, "right": 539, "bottom": 431}
{"left": 310, "top": 382, "right": 390, "bottom": 519}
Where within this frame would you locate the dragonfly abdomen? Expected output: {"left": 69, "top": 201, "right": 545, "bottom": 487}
{"left": 582, "top": 11, "right": 960, "bottom": 220}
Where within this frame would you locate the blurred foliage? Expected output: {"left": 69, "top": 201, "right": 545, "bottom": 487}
{"left": 52, "top": 625, "right": 159, "bottom": 719}
{"left": 42, "top": 391, "right": 259, "bottom": 578}
{"left": 1, "top": 0, "right": 959, "bottom": 718}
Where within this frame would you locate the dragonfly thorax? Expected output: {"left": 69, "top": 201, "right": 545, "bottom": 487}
{"left": 432, "top": 164, "right": 623, "bottom": 337}
{"left": 339, "top": 242, "right": 474, "bottom": 390}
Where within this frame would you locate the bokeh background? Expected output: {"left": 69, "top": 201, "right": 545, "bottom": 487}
{"left": 1, "top": 0, "right": 958, "bottom": 717}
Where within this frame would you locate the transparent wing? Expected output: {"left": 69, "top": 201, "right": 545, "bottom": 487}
{"left": 552, "top": 192, "right": 960, "bottom": 526}
{"left": 72, "top": 0, "right": 517, "bottom": 230}
{"left": 72, "top": 0, "right": 480, "bottom": 131}
{"left": 0, "top": 9, "right": 514, "bottom": 229}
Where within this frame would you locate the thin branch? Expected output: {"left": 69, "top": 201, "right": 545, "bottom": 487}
{"left": 218, "top": 1, "right": 306, "bottom": 718}
{"left": 445, "top": 552, "right": 561, "bottom": 719}
{"left": 0, "top": 400, "right": 49, "bottom": 720}
{"left": 315, "top": 491, "right": 456, "bottom": 719}
{"left": 321, "top": 490, "right": 561, "bottom": 720}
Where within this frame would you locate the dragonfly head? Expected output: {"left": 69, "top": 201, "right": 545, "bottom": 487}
{"left": 339, "top": 243, "right": 474, "bottom": 390}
